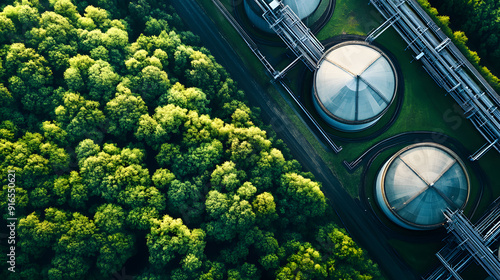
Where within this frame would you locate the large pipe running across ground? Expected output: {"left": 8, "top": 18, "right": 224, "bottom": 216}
{"left": 369, "top": 0, "right": 500, "bottom": 161}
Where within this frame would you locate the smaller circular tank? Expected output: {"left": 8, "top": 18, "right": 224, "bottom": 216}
{"left": 313, "top": 42, "right": 398, "bottom": 132}
{"left": 375, "top": 143, "right": 470, "bottom": 230}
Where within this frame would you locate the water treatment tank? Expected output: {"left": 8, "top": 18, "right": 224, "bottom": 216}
{"left": 313, "top": 41, "right": 398, "bottom": 131}
{"left": 244, "top": 0, "right": 324, "bottom": 32}
{"left": 375, "top": 143, "right": 470, "bottom": 230}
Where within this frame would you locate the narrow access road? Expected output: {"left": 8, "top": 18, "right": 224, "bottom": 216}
{"left": 171, "top": 1, "right": 418, "bottom": 279}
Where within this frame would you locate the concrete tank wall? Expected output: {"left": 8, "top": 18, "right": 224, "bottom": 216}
{"left": 375, "top": 160, "right": 424, "bottom": 231}
{"left": 313, "top": 95, "right": 379, "bottom": 131}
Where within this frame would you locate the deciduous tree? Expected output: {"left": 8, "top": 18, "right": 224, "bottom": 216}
{"left": 147, "top": 215, "right": 206, "bottom": 269}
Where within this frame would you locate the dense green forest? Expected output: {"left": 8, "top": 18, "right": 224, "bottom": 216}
{"left": 0, "top": 0, "right": 381, "bottom": 279}
{"left": 417, "top": 0, "right": 500, "bottom": 90}
{"left": 428, "top": 0, "right": 500, "bottom": 76}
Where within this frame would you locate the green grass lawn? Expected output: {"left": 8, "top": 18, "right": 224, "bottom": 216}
{"left": 316, "top": 0, "right": 384, "bottom": 39}
{"left": 388, "top": 239, "right": 443, "bottom": 274}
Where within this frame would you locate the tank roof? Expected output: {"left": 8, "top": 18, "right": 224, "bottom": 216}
{"left": 380, "top": 143, "right": 470, "bottom": 228}
{"left": 314, "top": 42, "right": 397, "bottom": 124}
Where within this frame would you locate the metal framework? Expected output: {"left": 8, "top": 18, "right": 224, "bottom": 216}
{"left": 254, "top": 0, "right": 325, "bottom": 71}
{"left": 211, "top": 0, "right": 342, "bottom": 152}
{"left": 424, "top": 203, "right": 500, "bottom": 280}
{"left": 369, "top": 0, "right": 500, "bottom": 161}
{"left": 366, "top": 13, "right": 400, "bottom": 43}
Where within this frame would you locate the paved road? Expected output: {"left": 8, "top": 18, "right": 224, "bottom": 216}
{"left": 171, "top": 1, "right": 418, "bottom": 279}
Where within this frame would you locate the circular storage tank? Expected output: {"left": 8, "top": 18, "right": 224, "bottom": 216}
{"left": 376, "top": 143, "right": 470, "bottom": 230}
{"left": 313, "top": 42, "right": 398, "bottom": 131}
{"left": 244, "top": 0, "right": 324, "bottom": 32}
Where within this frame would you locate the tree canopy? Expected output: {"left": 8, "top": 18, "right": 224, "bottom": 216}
{"left": 0, "top": 0, "right": 382, "bottom": 279}
{"left": 428, "top": 0, "right": 500, "bottom": 75}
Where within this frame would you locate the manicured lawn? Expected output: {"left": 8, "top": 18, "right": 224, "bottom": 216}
{"left": 316, "top": 0, "right": 384, "bottom": 39}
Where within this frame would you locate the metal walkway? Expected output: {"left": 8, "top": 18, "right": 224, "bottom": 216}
{"left": 424, "top": 202, "right": 500, "bottom": 280}
{"left": 254, "top": 0, "right": 325, "bottom": 71}
{"left": 369, "top": 0, "right": 500, "bottom": 161}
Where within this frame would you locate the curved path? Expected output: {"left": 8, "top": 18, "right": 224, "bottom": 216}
{"left": 172, "top": 0, "right": 418, "bottom": 279}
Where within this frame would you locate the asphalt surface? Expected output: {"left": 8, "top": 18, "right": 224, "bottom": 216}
{"left": 171, "top": 1, "right": 418, "bottom": 279}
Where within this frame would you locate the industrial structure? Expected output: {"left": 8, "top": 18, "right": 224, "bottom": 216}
{"left": 227, "top": 0, "right": 500, "bottom": 278}
{"left": 244, "top": 0, "right": 325, "bottom": 32}
{"left": 368, "top": 0, "right": 500, "bottom": 160}
{"left": 313, "top": 42, "right": 398, "bottom": 131}
{"left": 251, "top": 1, "right": 399, "bottom": 132}
{"left": 220, "top": 0, "right": 500, "bottom": 278}
{"left": 375, "top": 143, "right": 469, "bottom": 230}
{"left": 252, "top": 0, "right": 325, "bottom": 72}
{"left": 424, "top": 204, "right": 500, "bottom": 280}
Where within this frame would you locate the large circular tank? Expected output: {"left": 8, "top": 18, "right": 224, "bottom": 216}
{"left": 313, "top": 42, "right": 398, "bottom": 131}
{"left": 244, "top": 0, "right": 324, "bottom": 32}
{"left": 375, "top": 143, "right": 470, "bottom": 230}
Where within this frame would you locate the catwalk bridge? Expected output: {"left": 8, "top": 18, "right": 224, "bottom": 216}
{"left": 369, "top": 0, "right": 500, "bottom": 161}
{"left": 423, "top": 202, "right": 500, "bottom": 280}
{"left": 254, "top": 0, "right": 325, "bottom": 73}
